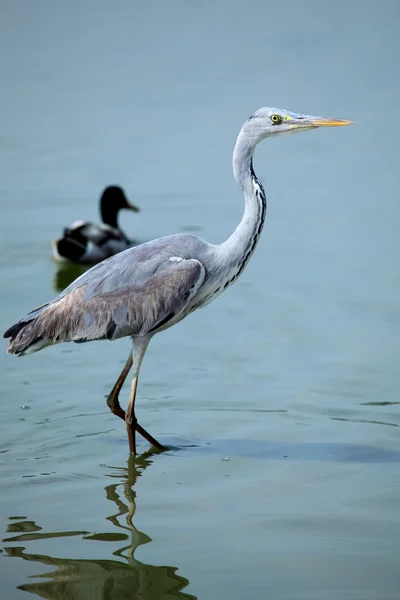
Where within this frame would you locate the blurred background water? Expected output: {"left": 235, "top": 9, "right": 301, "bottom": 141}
{"left": 1, "top": 1, "right": 399, "bottom": 599}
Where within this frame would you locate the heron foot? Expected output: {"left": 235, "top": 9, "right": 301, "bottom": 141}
{"left": 136, "top": 422, "right": 165, "bottom": 452}
{"left": 125, "top": 417, "right": 165, "bottom": 454}
{"left": 108, "top": 393, "right": 165, "bottom": 453}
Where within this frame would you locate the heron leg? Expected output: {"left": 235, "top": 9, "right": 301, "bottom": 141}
{"left": 126, "top": 375, "right": 138, "bottom": 455}
{"left": 124, "top": 337, "right": 165, "bottom": 455}
{"left": 106, "top": 351, "right": 164, "bottom": 452}
{"left": 106, "top": 353, "right": 133, "bottom": 420}
{"left": 125, "top": 375, "right": 165, "bottom": 454}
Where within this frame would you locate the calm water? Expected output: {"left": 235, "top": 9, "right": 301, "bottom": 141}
{"left": 1, "top": 1, "right": 400, "bottom": 599}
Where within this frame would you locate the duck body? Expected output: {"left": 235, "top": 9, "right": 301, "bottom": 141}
{"left": 52, "top": 186, "right": 140, "bottom": 264}
{"left": 52, "top": 220, "right": 133, "bottom": 264}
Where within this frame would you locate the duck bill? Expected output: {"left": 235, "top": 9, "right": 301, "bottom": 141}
{"left": 127, "top": 202, "right": 140, "bottom": 212}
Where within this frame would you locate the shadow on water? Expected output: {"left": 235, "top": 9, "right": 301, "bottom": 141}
{"left": 2, "top": 448, "right": 196, "bottom": 600}
{"left": 176, "top": 438, "right": 400, "bottom": 463}
{"left": 52, "top": 262, "right": 91, "bottom": 293}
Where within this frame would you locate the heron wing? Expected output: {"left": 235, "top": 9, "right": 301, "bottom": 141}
{"left": 7, "top": 257, "right": 205, "bottom": 352}
{"left": 53, "top": 234, "right": 208, "bottom": 301}
{"left": 79, "top": 257, "right": 205, "bottom": 340}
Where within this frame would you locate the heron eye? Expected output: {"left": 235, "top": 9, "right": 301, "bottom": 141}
{"left": 271, "top": 114, "right": 282, "bottom": 124}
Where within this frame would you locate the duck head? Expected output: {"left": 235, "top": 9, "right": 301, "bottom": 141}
{"left": 100, "top": 186, "right": 140, "bottom": 229}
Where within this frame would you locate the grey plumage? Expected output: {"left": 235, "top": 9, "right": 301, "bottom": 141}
{"left": 4, "top": 107, "right": 352, "bottom": 454}
{"left": 5, "top": 234, "right": 211, "bottom": 355}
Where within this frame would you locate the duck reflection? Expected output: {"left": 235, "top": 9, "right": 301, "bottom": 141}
{"left": 52, "top": 261, "right": 90, "bottom": 293}
{"left": 3, "top": 450, "right": 196, "bottom": 600}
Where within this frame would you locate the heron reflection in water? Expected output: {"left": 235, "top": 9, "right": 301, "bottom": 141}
{"left": 3, "top": 451, "right": 196, "bottom": 600}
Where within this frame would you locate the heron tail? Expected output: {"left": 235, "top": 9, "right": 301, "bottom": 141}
{"left": 3, "top": 303, "right": 53, "bottom": 356}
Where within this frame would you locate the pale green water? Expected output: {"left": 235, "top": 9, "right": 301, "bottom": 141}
{"left": 1, "top": 1, "right": 400, "bottom": 599}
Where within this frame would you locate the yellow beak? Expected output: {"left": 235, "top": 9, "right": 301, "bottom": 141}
{"left": 309, "top": 118, "right": 354, "bottom": 127}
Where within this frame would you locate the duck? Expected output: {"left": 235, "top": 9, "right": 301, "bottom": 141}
{"left": 52, "top": 186, "right": 140, "bottom": 264}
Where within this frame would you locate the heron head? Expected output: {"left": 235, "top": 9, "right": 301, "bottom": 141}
{"left": 247, "top": 107, "right": 353, "bottom": 139}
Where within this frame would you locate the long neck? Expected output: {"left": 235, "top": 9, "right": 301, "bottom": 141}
{"left": 100, "top": 200, "right": 119, "bottom": 229}
{"left": 219, "top": 127, "right": 267, "bottom": 272}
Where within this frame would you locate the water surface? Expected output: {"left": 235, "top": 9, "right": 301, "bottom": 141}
{"left": 1, "top": 1, "right": 399, "bottom": 599}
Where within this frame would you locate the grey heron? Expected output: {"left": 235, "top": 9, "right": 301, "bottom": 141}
{"left": 4, "top": 107, "right": 352, "bottom": 455}
{"left": 52, "top": 185, "right": 140, "bottom": 264}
